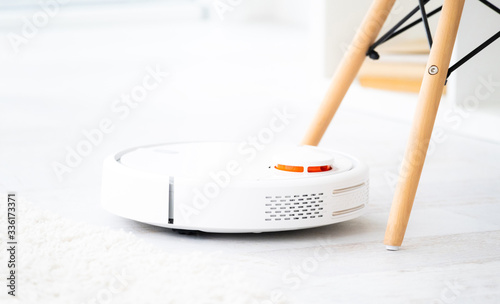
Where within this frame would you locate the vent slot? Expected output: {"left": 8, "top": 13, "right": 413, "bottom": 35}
{"left": 263, "top": 193, "right": 326, "bottom": 221}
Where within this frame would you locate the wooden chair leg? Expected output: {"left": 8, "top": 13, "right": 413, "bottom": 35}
{"left": 384, "top": 0, "right": 465, "bottom": 250}
{"left": 301, "top": 0, "right": 396, "bottom": 146}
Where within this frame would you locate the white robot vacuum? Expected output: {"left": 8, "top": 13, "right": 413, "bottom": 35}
{"left": 101, "top": 142, "right": 369, "bottom": 233}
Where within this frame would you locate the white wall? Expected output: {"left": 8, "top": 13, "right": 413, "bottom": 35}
{"left": 309, "top": 0, "right": 442, "bottom": 78}
{"left": 448, "top": 0, "right": 500, "bottom": 107}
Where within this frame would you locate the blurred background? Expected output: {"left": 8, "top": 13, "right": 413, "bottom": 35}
{"left": 1, "top": 0, "right": 499, "bottom": 218}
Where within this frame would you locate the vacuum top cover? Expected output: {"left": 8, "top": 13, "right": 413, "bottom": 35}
{"left": 118, "top": 142, "right": 354, "bottom": 181}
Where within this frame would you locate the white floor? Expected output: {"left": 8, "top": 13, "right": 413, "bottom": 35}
{"left": 1, "top": 17, "right": 500, "bottom": 303}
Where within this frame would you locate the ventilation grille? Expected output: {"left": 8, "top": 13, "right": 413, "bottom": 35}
{"left": 264, "top": 193, "right": 326, "bottom": 222}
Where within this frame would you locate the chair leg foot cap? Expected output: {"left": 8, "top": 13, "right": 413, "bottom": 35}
{"left": 386, "top": 245, "right": 400, "bottom": 251}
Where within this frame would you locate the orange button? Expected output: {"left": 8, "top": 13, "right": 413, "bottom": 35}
{"left": 275, "top": 164, "right": 304, "bottom": 172}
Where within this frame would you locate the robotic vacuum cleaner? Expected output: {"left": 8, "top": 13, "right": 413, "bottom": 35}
{"left": 101, "top": 142, "right": 368, "bottom": 232}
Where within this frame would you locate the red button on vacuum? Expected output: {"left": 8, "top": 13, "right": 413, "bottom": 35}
{"left": 307, "top": 165, "right": 332, "bottom": 173}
